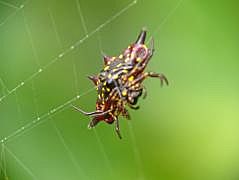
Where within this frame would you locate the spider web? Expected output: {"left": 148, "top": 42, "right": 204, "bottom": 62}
{"left": 0, "top": 0, "right": 183, "bottom": 179}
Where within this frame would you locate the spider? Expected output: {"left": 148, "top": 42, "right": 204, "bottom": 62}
{"left": 72, "top": 29, "right": 168, "bottom": 139}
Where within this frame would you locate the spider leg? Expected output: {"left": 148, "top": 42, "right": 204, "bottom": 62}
{"left": 148, "top": 72, "right": 169, "bottom": 86}
{"left": 122, "top": 108, "right": 131, "bottom": 120}
{"left": 90, "top": 109, "right": 112, "bottom": 117}
{"left": 72, "top": 105, "right": 99, "bottom": 115}
{"left": 107, "top": 81, "right": 126, "bottom": 103}
{"left": 128, "top": 103, "right": 140, "bottom": 110}
{"left": 114, "top": 116, "right": 122, "bottom": 139}
{"left": 107, "top": 87, "right": 119, "bottom": 102}
{"left": 72, "top": 105, "right": 112, "bottom": 117}
{"left": 132, "top": 72, "right": 169, "bottom": 87}
{"left": 88, "top": 117, "right": 100, "bottom": 129}
{"left": 128, "top": 84, "right": 147, "bottom": 99}
{"left": 112, "top": 79, "right": 123, "bottom": 99}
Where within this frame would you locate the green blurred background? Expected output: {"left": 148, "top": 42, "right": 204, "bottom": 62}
{"left": 0, "top": 0, "right": 239, "bottom": 179}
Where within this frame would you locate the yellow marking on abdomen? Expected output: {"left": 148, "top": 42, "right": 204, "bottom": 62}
{"left": 128, "top": 76, "right": 134, "bottom": 81}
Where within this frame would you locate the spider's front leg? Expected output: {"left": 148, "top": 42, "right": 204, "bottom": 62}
{"left": 148, "top": 72, "right": 169, "bottom": 86}
{"left": 132, "top": 72, "right": 169, "bottom": 86}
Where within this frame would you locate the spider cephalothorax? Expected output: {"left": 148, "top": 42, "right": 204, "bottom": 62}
{"left": 73, "top": 29, "right": 168, "bottom": 139}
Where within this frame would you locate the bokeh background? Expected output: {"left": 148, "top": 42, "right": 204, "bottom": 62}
{"left": 0, "top": 0, "right": 239, "bottom": 179}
